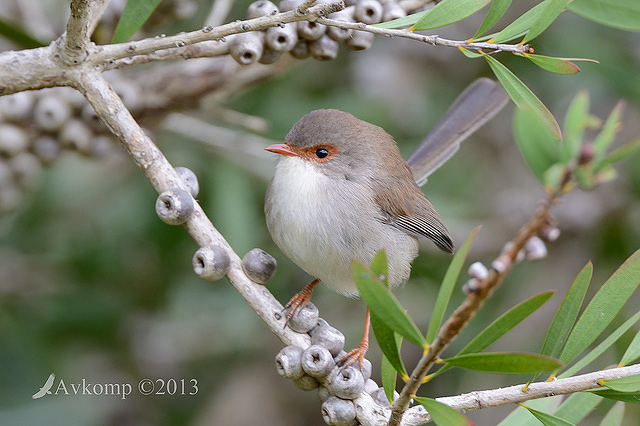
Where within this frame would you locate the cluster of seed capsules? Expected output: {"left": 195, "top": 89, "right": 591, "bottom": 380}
{"left": 0, "top": 80, "right": 143, "bottom": 213}
{"left": 229, "top": 0, "right": 407, "bottom": 64}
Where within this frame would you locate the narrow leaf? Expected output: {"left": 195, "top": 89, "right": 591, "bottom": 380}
{"left": 374, "top": 10, "right": 426, "bottom": 29}
{"left": 426, "top": 227, "right": 480, "bottom": 343}
{"left": 485, "top": 55, "right": 562, "bottom": 140}
{"left": 488, "top": 0, "right": 550, "bottom": 43}
{"left": 601, "top": 138, "right": 640, "bottom": 168}
{"left": 521, "top": 405, "right": 576, "bottom": 426}
{"left": 600, "top": 401, "right": 625, "bottom": 426}
{"left": 620, "top": 328, "right": 640, "bottom": 367}
{"left": 600, "top": 374, "right": 640, "bottom": 393}
{"left": 525, "top": 54, "right": 584, "bottom": 75}
{"left": 0, "top": 17, "right": 46, "bottom": 48}
{"left": 432, "top": 291, "right": 555, "bottom": 379}
{"left": 413, "top": 397, "right": 474, "bottom": 426}
{"left": 559, "top": 249, "right": 640, "bottom": 366}
{"left": 413, "top": 0, "right": 492, "bottom": 31}
{"left": 473, "top": 0, "right": 513, "bottom": 38}
{"left": 591, "top": 389, "right": 640, "bottom": 404}
{"left": 513, "top": 106, "right": 561, "bottom": 181}
{"left": 381, "top": 353, "right": 398, "bottom": 404}
{"left": 442, "top": 352, "right": 563, "bottom": 374}
{"left": 568, "top": 0, "right": 640, "bottom": 32}
{"left": 353, "top": 261, "right": 426, "bottom": 346}
{"left": 522, "top": 0, "right": 570, "bottom": 43}
{"left": 541, "top": 262, "right": 593, "bottom": 359}
{"left": 113, "top": 0, "right": 163, "bottom": 43}
{"left": 370, "top": 249, "right": 390, "bottom": 288}
{"left": 562, "top": 91, "right": 591, "bottom": 164}
{"left": 498, "top": 398, "right": 560, "bottom": 426}
{"left": 458, "top": 46, "right": 484, "bottom": 58}
{"left": 560, "top": 310, "right": 640, "bottom": 378}
{"left": 371, "top": 311, "right": 407, "bottom": 376}
{"left": 593, "top": 101, "right": 625, "bottom": 162}
{"left": 552, "top": 392, "right": 602, "bottom": 424}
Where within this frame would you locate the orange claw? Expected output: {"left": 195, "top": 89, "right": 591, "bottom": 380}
{"left": 284, "top": 278, "right": 320, "bottom": 322}
{"left": 338, "top": 308, "right": 371, "bottom": 370}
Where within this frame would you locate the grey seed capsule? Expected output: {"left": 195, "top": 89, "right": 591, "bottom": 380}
{"left": 0, "top": 91, "right": 34, "bottom": 122}
{"left": 193, "top": 245, "right": 230, "bottom": 281}
{"left": 382, "top": 2, "right": 406, "bottom": 21}
{"left": 345, "top": 30, "right": 374, "bottom": 51}
{"left": 242, "top": 248, "right": 277, "bottom": 284}
{"left": 309, "top": 35, "right": 339, "bottom": 61}
{"left": 293, "top": 373, "right": 319, "bottom": 391}
{"left": 525, "top": 236, "right": 548, "bottom": 261}
{"left": 275, "top": 345, "right": 305, "bottom": 379}
{"left": 302, "top": 345, "right": 335, "bottom": 378}
{"left": 287, "top": 301, "right": 319, "bottom": 333}
{"left": 309, "top": 318, "right": 345, "bottom": 357}
{"left": 289, "top": 40, "right": 310, "bottom": 59}
{"left": 155, "top": 188, "right": 195, "bottom": 225}
{"left": 0, "top": 124, "right": 28, "bottom": 157}
{"left": 90, "top": 135, "right": 115, "bottom": 159}
{"left": 265, "top": 23, "right": 298, "bottom": 52}
{"left": 247, "top": 0, "right": 279, "bottom": 18}
{"left": 174, "top": 166, "right": 199, "bottom": 197}
{"left": 364, "top": 378, "right": 378, "bottom": 395}
{"left": 8, "top": 152, "right": 41, "bottom": 190}
{"left": 81, "top": 102, "right": 108, "bottom": 132}
{"left": 279, "top": 0, "right": 302, "bottom": 11}
{"left": 297, "top": 21, "right": 326, "bottom": 41}
{"left": 540, "top": 225, "right": 560, "bottom": 242}
{"left": 354, "top": 0, "right": 383, "bottom": 24}
{"left": 259, "top": 47, "right": 282, "bottom": 64}
{"left": 468, "top": 261, "right": 489, "bottom": 281}
{"left": 360, "top": 357, "right": 372, "bottom": 382}
{"left": 318, "top": 385, "right": 332, "bottom": 402}
{"left": 229, "top": 32, "right": 265, "bottom": 65}
{"left": 33, "top": 95, "right": 72, "bottom": 132}
{"left": 59, "top": 119, "right": 93, "bottom": 154}
{"left": 327, "top": 365, "right": 365, "bottom": 400}
{"left": 32, "top": 136, "right": 61, "bottom": 165}
{"left": 321, "top": 396, "right": 357, "bottom": 426}
{"left": 327, "top": 8, "right": 354, "bottom": 41}
{"left": 370, "top": 388, "right": 398, "bottom": 408}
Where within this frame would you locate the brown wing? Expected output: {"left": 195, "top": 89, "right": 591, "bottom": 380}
{"left": 373, "top": 174, "right": 454, "bottom": 253}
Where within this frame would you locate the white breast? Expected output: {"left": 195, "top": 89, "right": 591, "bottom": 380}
{"left": 265, "top": 157, "right": 419, "bottom": 296}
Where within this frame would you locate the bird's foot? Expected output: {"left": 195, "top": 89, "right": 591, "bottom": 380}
{"left": 283, "top": 278, "right": 320, "bottom": 325}
{"left": 338, "top": 339, "right": 369, "bottom": 371}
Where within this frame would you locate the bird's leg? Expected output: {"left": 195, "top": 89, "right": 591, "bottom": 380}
{"left": 338, "top": 307, "right": 370, "bottom": 370}
{"left": 284, "top": 278, "right": 320, "bottom": 321}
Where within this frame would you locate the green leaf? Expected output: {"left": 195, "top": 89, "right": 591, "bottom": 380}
{"left": 513, "top": 106, "right": 561, "bottom": 181}
{"left": 413, "top": 0, "right": 492, "bottom": 31}
{"left": 559, "top": 249, "right": 640, "bottom": 366}
{"left": 541, "top": 262, "right": 593, "bottom": 359}
{"left": 552, "top": 392, "right": 602, "bottom": 424}
{"left": 370, "top": 249, "right": 390, "bottom": 288}
{"left": 374, "top": 11, "right": 426, "bottom": 29}
{"left": 0, "top": 17, "right": 46, "bottom": 48}
{"left": 600, "top": 401, "right": 625, "bottom": 426}
{"left": 600, "top": 374, "right": 640, "bottom": 393}
{"left": 593, "top": 101, "right": 624, "bottom": 162}
{"left": 431, "top": 291, "right": 554, "bottom": 379}
{"left": 113, "top": 0, "right": 163, "bottom": 43}
{"left": 353, "top": 261, "right": 426, "bottom": 346}
{"left": 600, "top": 138, "right": 640, "bottom": 168}
{"left": 381, "top": 353, "right": 398, "bottom": 404}
{"left": 371, "top": 311, "right": 407, "bottom": 377}
{"left": 522, "top": 0, "right": 570, "bottom": 43}
{"left": 486, "top": 55, "right": 562, "bottom": 140}
{"left": 442, "top": 352, "right": 563, "bottom": 374}
{"left": 562, "top": 91, "right": 591, "bottom": 164}
{"left": 591, "top": 389, "right": 640, "bottom": 404}
{"left": 620, "top": 328, "right": 640, "bottom": 366}
{"left": 560, "top": 310, "right": 640, "bottom": 378}
{"left": 568, "top": 0, "right": 640, "bottom": 32}
{"left": 488, "top": 0, "right": 550, "bottom": 43}
{"left": 413, "top": 397, "right": 473, "bottom": 426}
{"left": 524, "top": 54, "right": 593, "bottom": 75}
{"left": 498, "top": 398, "right": 559, "bottom": 426}
{"left": 473, "top": 0, "right": 513, "bottom": 38}
{"left": 521, "top": 405, "right": 576, "bottom": 426}
{"left": 542, "top": 163, "right": 568, "bottom": 192}
{"left": 457, "top": 46, "right": 484, "bottom": 58}
{"left": 426, "top": 227, "right": 480, "bottom": 344}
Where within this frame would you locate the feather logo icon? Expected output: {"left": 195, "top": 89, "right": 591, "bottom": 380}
{"left": 32, "top": 373, "right": 55, "bottom": 399}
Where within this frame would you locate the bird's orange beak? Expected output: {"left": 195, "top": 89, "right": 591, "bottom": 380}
{"left": 265, "top": 143, "right": 299, "bottom": 157}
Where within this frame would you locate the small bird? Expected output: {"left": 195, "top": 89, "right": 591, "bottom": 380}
{"left": 264, "top": 79, "right": 507, "bottom": 365}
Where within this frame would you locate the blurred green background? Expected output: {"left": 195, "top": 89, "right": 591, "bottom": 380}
{"left": 0, "top": 0, "right": 639, "bottom": 425}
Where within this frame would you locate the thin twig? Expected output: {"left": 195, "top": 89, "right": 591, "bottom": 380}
{"left": 62, "top": 0, "right": 108, "bottom": 65}
{"left": 389, "top": 189, "right": 558, "bottom": 425}
{"left": 317, "top": 17, "right": 531, "bottom": 54}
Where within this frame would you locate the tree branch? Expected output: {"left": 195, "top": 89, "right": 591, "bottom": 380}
{"left": 62, "top": 0, "right": 109, "bottom": 65}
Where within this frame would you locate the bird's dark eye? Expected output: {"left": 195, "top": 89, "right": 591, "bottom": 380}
{"left": 315, "top": 147, "right": 329, "bottom": 159}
